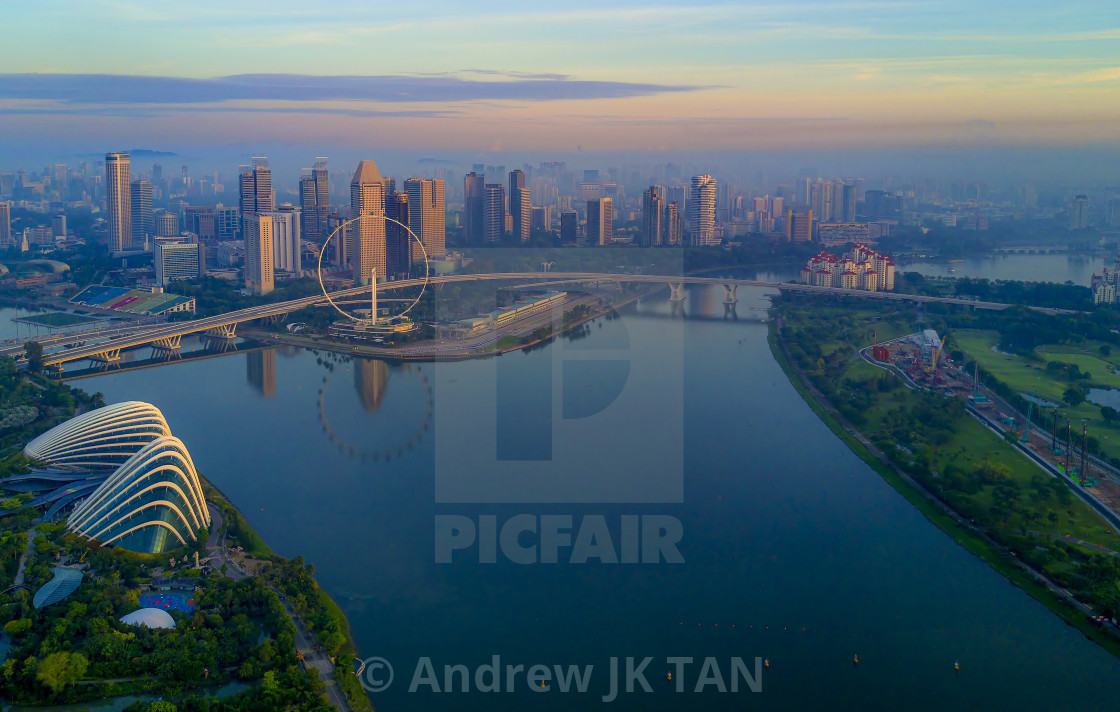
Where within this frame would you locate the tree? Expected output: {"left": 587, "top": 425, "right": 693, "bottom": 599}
{"left": 1063, "top": 387, "right": 1085, "bottom": 407}
{"left": 1102, "top": 406, "right": 1119, "bottom": 424}
{"left": 23, "top": 341, "right": 44, "bottom": 373}
{"left": 36, "top": 651, "right": 88, "bottom": 693}
{"left": 1101, "top": 344, "right": 1112, "bottom": 357}
{"left": 145, "top": 702, "right": 178, "bottom": 712}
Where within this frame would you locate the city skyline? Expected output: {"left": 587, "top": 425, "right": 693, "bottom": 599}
{"left": 0, "top": 1, "right": 1118, "bottom": 152}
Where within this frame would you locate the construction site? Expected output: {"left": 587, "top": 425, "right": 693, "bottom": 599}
{"left": 865, "top": 330, "right": 1120, "bottom": 527}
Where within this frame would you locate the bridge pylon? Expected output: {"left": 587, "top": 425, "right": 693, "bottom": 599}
{"left": 89, "top": 348, "right": 121, "bottom": 364}
{"left": 203, "top": 323, "right": 238, "bottom": 340}
{"left": 723, "top": 284, "right": 738, "bottom": 305}
{"left": 152, "top": 334, "right": 182, "bottom": 352}
{"left": 668, "top": 283, "right": 687, "bottom": 302}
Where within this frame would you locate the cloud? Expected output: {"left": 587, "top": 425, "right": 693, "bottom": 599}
{"left": 0, "top": 104, "right": 457, "bottom": 119}
{"left": 0, "top": 73, "right": 709, "bottom": 105}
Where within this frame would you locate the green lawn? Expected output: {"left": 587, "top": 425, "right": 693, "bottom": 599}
{"left": 15, "top": 311, "right": 99, "bottom": 327}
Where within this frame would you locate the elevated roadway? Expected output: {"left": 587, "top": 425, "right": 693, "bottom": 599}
{"left": 34, "top": 272, "right": 1075, "bottom": 370}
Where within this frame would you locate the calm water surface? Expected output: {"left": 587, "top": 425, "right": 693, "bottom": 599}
{"left": 901, "top": 253, "right": 1108, "bottom": 284}
{"left": 70, "top": 285, "right": 1120, "bottom": 711}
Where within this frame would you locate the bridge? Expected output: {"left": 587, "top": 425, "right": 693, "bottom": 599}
{"left": 26, "top": 272, "right": 1073, "bottom": 371}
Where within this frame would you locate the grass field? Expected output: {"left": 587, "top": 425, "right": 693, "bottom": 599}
{"left": 952, "top": 328, "right": 1120, "bottom": 462}
{"left": 14, "top": 311, "right": 99, "bottom": 327}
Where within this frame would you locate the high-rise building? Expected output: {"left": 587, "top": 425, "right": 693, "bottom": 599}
{"left": 1070, "top": 195, "right": 1090, "bottom": 229}
{"left": 349, "top": 160, "right": 387, "bottom": 284}
{"left": 386, "top": 191, "right": 411, "bottom": 279}
{"left": 689, "top": 175, "right": 717, "bottom": 246}
{"left": 266, "top": 207, "right": 302, "bottom": 274}
{"left": 513, "top": 187, "right": 531, "bottom": 241}
{"left": 404, "top": 178, "right": 446, "bottom": 260}
{"left": 0, "top": 202, "right": 10, "bottom": 247}
{"left": 299, "top": 158, "right": 330, "bottom": 242}
{"left": 154, "top": 238, "right": 203, "bottom": 286}
{"left": 587, "top": 197, "right": 613, "bottom": 246}
{"left": 243, "top": 213, "right": 275, "bottom": 295}
{"left": 105, "top": 152, "right": 131, "bottom": 251}
{"left": 239, "top": 159, "right": 274, "bottom": 238}
{"left": 642, "top": 186, "right": 665, "bottom": 246}
{"left": 509, "top": 170, "right": 530, "bottom": 242}
{"left": 154, "top": 210, "right": 179, "bottom": 237}
{"left": 560, "top": 210, "right": 578, "bottom": 243}
{"left": 483, "top": 184, "right": 505, "bottom": 242}
{"left": 215, "top": 204, "right": 239, "bottom": 240}
{"left": 464, "top": 172, "right": 485, "bottom": 244}
{"left": 786, "top": 210, "right": 814, "bottom": 242}
{"left": 531, "top": 206, "right": 551, "bottom": 232}
{"left": 664, "top": 201, "right": 682, "bottom": 245}
{"left": 51, "top": 213, "right": 67, "bottom": 240}
{"left": 841, "top": 183, "right": 857, "bottom": 223}
{"left": 130, "top": 180, "right": 152, "bottom": 246}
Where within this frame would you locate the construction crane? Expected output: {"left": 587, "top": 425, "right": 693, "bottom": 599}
{"left": 926, "top": 335, "right": 948, "bottom": 373}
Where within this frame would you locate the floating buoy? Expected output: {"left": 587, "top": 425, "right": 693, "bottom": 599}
{"left": 954, "top": 661, "right": 960, "bottom": 672}
{"left": 666, "top": 672, "right": 672, "bottom": 682}
{"left": 763, "top": 658, "right": 770, "bottom": 668}
{"left": 853, "top": 654, "right": 859, "bottom": 664}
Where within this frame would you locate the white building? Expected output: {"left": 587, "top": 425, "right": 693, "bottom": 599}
{"left": 263, "top": 209, "right": 301, "bottom": 274}
{"left": 689, "top": 174, "right": 717, "bottom": 246}
{"left": 243, "top": 213, "right": 274, "bottom": 295}
{"left": 154, "top": 238, "right": 203, "bottom": 286}
{"left": 105, "top": 153, "right": 131, "bottom": 251}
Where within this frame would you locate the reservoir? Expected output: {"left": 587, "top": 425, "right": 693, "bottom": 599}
{"left": 69, "top": 284, "right": 1120, "bottom": 710}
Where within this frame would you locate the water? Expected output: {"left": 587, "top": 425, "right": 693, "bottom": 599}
{"left": 0, "top": 305, "right": 105, "bottom": 343}
{"left": 900, "top": 254, "right": 1108, "bottom": 285}
{"left": 69, "top": 285, "right": 1120, "bottom": 710}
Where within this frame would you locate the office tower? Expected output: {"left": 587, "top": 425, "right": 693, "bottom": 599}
{"left": 349, "top": 160, "right": 387, "bottom": 284}
{"left": 299, "top": 158, "right": 330, "bottom": 241}
{"left": 464, "top": 172, "right": 485, "bottom": 244}
{"left": 509, "top": 170, "right": 530, "bottom": 241}
{"left": 1107, "top": 197, "right": 1120, "bottom": 228}
{"left": 842, "top": 183, "right": 857, "bottom": 223}
{"left": 771, "top": 196, "right": 785, "bottom": 220}
{"left": 244, "top": 213, "right": 275, "bottom": 295}
{"left": 404, "top": 178, "right": 446, "bottom": 260}
{"left": 642, "top": 186, "right": 664, "bottom": 246}
{"left": 689, "top": 175, "right": 717, "bottom": 246}
{"left": 105, "top": 152, "right": 131, "bottom": 251}
{"left": 664, "top": 201, "right": 682, "bottom": 245}
{"left": 513, "top": 187, "right": 531, "bottom": 241}
{"left": 587, "top": 197, "right": 613, "bottom": 246}
{"left": 786, "top": 210, "right": 813, "bottom": 241}
{"left": 560, "top": 210, "right": 578, "bottom": 243}
{"left": 215, "top": 204, "right": 239, "bottom": 240}
{"left": 483, "top": 184, "right": 505, "bottom": 242}
{"left": 184, "top": 206, "right": 217, "bottom": 241}
{"left": 130, "top": 180, "right": 153, "bottom": 246}
{"left": 1070, "top": 195, "right": 1090, "bottom": 229}
{"left": 863, "top": 190, "right": 899, "bottom": 219}
{"left": 267, "top": 207, "right": 302, "bottom": 274}
{"left": 239, "top": 158, "right": 275, "bottom": 237}
{"left": 154, "top": 210, "right": 179, "bottom": 237}
{"left": 531, "top": 206, "right": 551, "bottom": 231}
{"left": 51, "top": 213, "right": 67, "bottom": 240}
{"left": 0, "top": 202, "right": 9, "bottom": 247}
{"left": 151, "top": 163, "right": 162, "bottom": 185}
{"left": 386, "top": 191, "right": 411, "bottom": 279}
{"left": 154, "top": 239, "right": 203, "bottom": 286}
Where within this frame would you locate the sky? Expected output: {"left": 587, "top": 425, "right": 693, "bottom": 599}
{"left": 1, "top": 0, "right": 1119, "bottom": 157}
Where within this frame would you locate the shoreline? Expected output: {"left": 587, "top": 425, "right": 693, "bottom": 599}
{"left": 767, "top": 313, "right": 1120, "bottom": 659}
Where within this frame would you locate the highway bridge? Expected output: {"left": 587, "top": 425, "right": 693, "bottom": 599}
{"left": 25, "top": 272, "right": 1074, "bottom": 371}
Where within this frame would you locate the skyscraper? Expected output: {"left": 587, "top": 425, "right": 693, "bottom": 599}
{"left": 404, "top": 178, "right": 446, "bottom": 260}
{"left": 689, "top": 175, "right": 717, "bottom": 246}
{"left": 386, "top": 191, "right": 411, "bottom": 279}
{"left": 842, "top": 183, "right": 857, "bottom": 223}
{"left": 266, "top": 207, "right": 302, "bottom": 274}
{"left": 154, "top": 239, "right": 203, "bottom": 286}
{"left": 243, "top": 213, "right": 275, "bottom": 295}
{"left": 464, "top": 172, "right": 485, "bottom": 244}
{"left": 509, "top": 170, "right": 530, "bottom": 242}
{"left": 560, "top": 210, "right": 578, "bottom": 243}
{"left": 299, "top": 158, "right": 330, "bottom": 242}
{"left": 1070, "top": 195, "right": 1090, "bottom": 229}
{"left": 587, "top": 197, "right": 613, "bottom": 246}
{"left": 664, "top": 202, "right": 682, "bottom": 245}
{"left": 483, "top": 184, "right": 505, "bottom": 242}
{"left": 239, "top": 159, "right": 274, "bottom": 239}
{"left": 349, "top": 160, "right": 387, "bottom": 284}
{"left": 642, "top": 186, "right": 664, "bottom": 247}
{"left": 105, "top": 152, "right": 131, "bottom": 251}
{"left": 130, "top": 180, "right": 152, "bottom": 247}
{"left": 0, "top": 202, "right": 10, "bottom": 247}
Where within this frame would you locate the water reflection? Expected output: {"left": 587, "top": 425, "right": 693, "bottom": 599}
{"left": 246, "top": 349, "right": 276, "bottom": 398}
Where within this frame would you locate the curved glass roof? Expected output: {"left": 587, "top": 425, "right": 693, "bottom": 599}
{"left": 32, "top": 567, "right": 83, "bottom": 609}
